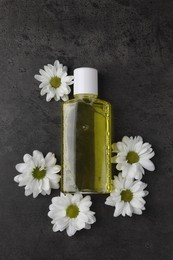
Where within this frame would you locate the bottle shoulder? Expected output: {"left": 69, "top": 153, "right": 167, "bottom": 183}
{"left": 95, "top": 98, "right": 111, "bottom": 106}
{"left": 63, "top": 98, "right": 111, "bottom": 107}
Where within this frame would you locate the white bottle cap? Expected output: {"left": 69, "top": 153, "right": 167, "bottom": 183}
{"left": 74, "top": 67, "right": 98, "bottom": 95}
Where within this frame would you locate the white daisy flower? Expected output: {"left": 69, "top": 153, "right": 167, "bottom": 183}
{"left": 34, "top": 60, "right": 74, "bottom": 102}
{"left": 14, "top": 150, "right": 61, "bottom": 198}
{"left": 112, "top": 136, "right": 155, "bottom": 180}
{"left": 105, "top": 173, "right": 149, "bottom": 217}
{"left": 48, "top": 193, "right": 96, "bottom": 237}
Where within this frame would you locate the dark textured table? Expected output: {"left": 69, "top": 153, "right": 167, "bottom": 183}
{"left": 0, "top": 0, "right": 173, "bottom": 259}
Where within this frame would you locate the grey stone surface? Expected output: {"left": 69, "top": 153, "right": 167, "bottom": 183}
{"left": 0, "top": 0, "right": 173, "bottom": 259}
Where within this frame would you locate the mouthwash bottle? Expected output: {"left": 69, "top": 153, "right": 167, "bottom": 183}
{"left": 61, "top": 67, "right": 112, "bottom": 193}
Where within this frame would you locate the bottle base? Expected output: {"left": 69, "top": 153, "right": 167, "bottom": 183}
{"left": 60, "top": 188, "right": 112, "bottom": 194}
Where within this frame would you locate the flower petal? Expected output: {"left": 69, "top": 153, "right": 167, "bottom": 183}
{"left": 66, "top": 223, "right": 77, "bottom": 237}
{"left": 46, "top": 91, "right": 55, "bottom": 102}
{"left": 140, "top": 158, "right": 155, "bottom": 171}
{"left": 61, "top": 94, "right": 69, "bottom": 101}
{"left": 47, "top": 165, "right": 61, "bottom": 174}
{"left": 34, "top": 74, "right": 45, "bottom": 82}
{"left": 33, "top": 150, "right": 44, "bottom": 167}
{"left": 40, "top": 85, "right": 51, "bottom": 96}
{"left": 15, "top": 163, "right": 27, "bottom": 173}
{"left": 45, "top": 152, "right": 57, "bottom": 167}
{"left": 42, "top": 177, "right": 50, "bottom": 191}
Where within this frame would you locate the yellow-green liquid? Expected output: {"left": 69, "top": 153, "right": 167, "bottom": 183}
{"left": 61, "top": 94, "right": 112, "bottom": 194}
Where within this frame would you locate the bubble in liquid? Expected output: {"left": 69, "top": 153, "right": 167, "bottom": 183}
{"left": 82, "top": 124, "right": 89, "bottom": 131}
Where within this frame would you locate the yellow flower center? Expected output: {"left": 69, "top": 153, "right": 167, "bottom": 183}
{"left": 50, "top": 76, "right": 61, "bottom": 88}
{"left": 121, "top": 189, "right": 133, "bottom": 202}
{"left": 66, "top": 204, "right": 79, "bottom": 218}
{"left": 32, "top": 167, "right": 46, "bottom": 180}
{"left": 126, "top": 151, "right": 139, "bottom": 164}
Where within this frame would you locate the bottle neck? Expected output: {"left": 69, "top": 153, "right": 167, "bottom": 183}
{"left": 74, "top": 94, "right": 98, "bottom": 99}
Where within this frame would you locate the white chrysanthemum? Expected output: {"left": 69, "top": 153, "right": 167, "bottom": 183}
{"left": 105, "top": 173, "right": 148, "bottom": 217}
{"left": 48, "top": 193, "right": 96, "bottom": 237}
{"left": 112, "top": 136, "right": 155, "bottom": 180}
{"left": 34, "top": 60, "right": 74, "bottom": 102}
{"left": 14, "top": 150, "right": 61, "bottom": 198}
